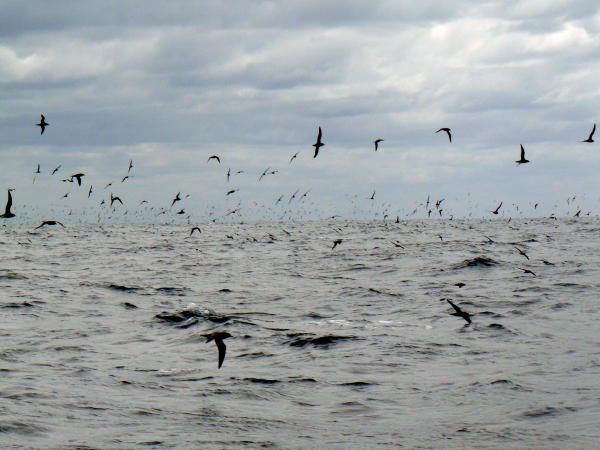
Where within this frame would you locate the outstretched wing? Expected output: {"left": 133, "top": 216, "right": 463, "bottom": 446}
{"left": 589, "top": 123, "right": 596, "bottom": 140}
{"left": 216, "top": 339, "right": 227, "bottom": 368}
{"left": 446, "top": 299, "right": 462, "bottom": 314}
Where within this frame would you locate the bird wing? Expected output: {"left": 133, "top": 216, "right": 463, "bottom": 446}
{"left": 447, "top": 130, "right": 452, "bottom": 142}
{"left": 215, "top": 339, "right": 227, "bottom": 368}
{"left": 589, "top": 123, "right": 596, "bottom": 139}
{"left": 317, "top": 126, "right": 322, "bottom": 141}
{"left": 447, "top": 299, "right": 462, "bottom": 314}
{"left": 520, "top": 144, "right": 525, "bottom": 159}
{"left": 5, "top": 190, "right": 13, "bottom": 215}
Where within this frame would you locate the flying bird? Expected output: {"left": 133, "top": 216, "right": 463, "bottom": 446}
{"left": 0, "top": 189, "right": 15, "bottom": 218}
{"left": 332, "top": 239, "right": 343, "bottom": 250}
{"left": 36, "top": 114, "right": 49, "bottom": 135}
{"left": 258, "top": 168, "right": 270, "bottom": 182}
{"left": 110, "top": 193, "right": 123, "bottom": 206}
{"left": 581, "top": 123, "right": 596, "bottom": 143}
{"left": 436, "top": 128, "right": 451, "bottom": 142}
{"left": 369, "top": 190, "right": 376, "bottom": 200}
{"left": 121, "top": 176, "right": 129, "bottom": 183}
{"left": 128, "top": 159, "right": 133, "bottom": 173}
{"left": 35, "top": 164, "right": 41, "bottom": 174}
{"left": 491, "top": 202, "right": 503, "bottom": 215}
{"left": 289, "top": 151, "right": 300, "bottom": 164}
{"left": 71, "top": 173, "right": 85, "bottom": 186}
{"left": 51, "top": 165, "right": 61, "bottom": 175}
{"left": 88, "top": 186, "right": 93, "bottom": 198}
{"left": 171, "top": 192, "right": 181, "bottom": 207}
{"left": 207, "top": 155, "right": 221, "bottom": 164}
{"left": 312, "top": 126, "right": 324, "bottom": 158}
{"left": 226, "top": 189, "right": 238, "bottom": 196}
{"left": 520, "top": 268, "right": 537, "bottom": 276}
{"left": 516, "top": 145, "right": 529, "bottom": 165}
{"left": 445, "top": 299, "right": 472, "bottom": 325}
{"left": 226, "top": 168, "right": 231, "bottom": 182}
{"left": 205, "top": 331, "right": 231, "bottom": 369}
{"left": 190, "top": 227, "right": 201, "bottom": 235}
{"left": 35, "top": 220, "right": 65, "bottom": 229}
{"left": 373, "top": 138, "right": 384, "bottom": 151}
{"left": 515, "top": 247, "right": 529, "bottom": 260}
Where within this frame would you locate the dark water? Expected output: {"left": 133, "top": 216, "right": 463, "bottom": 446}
{"left": 1, "top": 219, "right": 599, "bottom": 449}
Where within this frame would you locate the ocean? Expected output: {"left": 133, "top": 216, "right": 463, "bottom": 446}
{"left": 1, "top": 218, "right": 599, "bottom": 449}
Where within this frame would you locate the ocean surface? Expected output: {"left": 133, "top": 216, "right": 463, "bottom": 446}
{"left": 1, "top": 218, "right": 599, "bottom": 449}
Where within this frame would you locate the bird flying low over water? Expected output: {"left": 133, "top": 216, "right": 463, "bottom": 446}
{"left": 35, "top": 220, "right": 65, "bottom": 229}
{"left": 128, "top": 159, "right": 133, "bottom": 173}
{"left": 51, "top": 165, "right": 61, "bottom": 175}
{"left": 71, "top": 173, "right": 85, "bottom": 186}
{"left": 515, "top": 247, "right": 529, "bottom": 260}
{"left": 445, "top": 299, "right": 472, "bottom": 325}
{"left": 436, "top": 128, "right": 451, "bottom": 142}
{"left": 581, "top": 123, "right": 595, "bottom": 143}
{"left": 207, "top": 155, "right": 221, "bottom": 163}
{"left": 332, "top": 239, "right": 343, "bottom": 250}
{"left": 491, "top": 202, "right": 502, "bottom": 215}
{"left": 36, "top": 114, "right": 49, "bottom": 135}
{"left": 516, "top": 145, "right": 529, "bottom": 164}
{"left": 313, "top": 126, "right": 324, "bottom": 158}
{"left": 205, "top": 331, "right": 231, "bottom": 368}
{"left": 0, "top": 189, "right": 15, "bottom": 218}
{"left": 171, "top": 192, "right": 181, "bottom": 207}
{"left": 373, "top": 138, "right": 384, "bottom": 151}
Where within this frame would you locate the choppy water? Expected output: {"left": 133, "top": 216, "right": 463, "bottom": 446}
{"left": 1, "top": 218, "right": 600, "bottom": 449}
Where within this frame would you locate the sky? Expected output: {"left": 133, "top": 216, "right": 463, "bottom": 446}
{"left": 2, "top": 1, "right": 600, "bottom": 222}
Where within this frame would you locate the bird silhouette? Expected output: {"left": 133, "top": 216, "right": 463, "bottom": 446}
{"left": 582, "top": 123, "right": 595, "bottom": 143}
{"left": 171, "top": 192, "right": 181, "bottom": 207}
{"left": 332, "top": 239, "right": 343, "bottom": 250}
{"left": 289, "top": 152, "right": 299, "bottom": 164}
{"left": 70, "top": 173, "right": 85, "bottom": 186}
{"left": 51, "top": 165, "right": 61, "bottom": 175}
{"left": 373, "top": 138, "right": 384, "bottom": 151}
{"left": 205, "top": 331, "right": 231, "bottom": 369}
{"left": 128, "top": 159, "right": 133, "bottom": 173}
{"left": 313, "top": 126, "right": 324, "bottom": 158}
{"left": 436, "top": 128, "right": 451, "bottom": 142}
{"left": 0, "top": 189, "right": 15, "bottom": 218}
{"left": 190, "top": 227, "right": 201, "bottom": 235}
{"left": 36, "top": 114, "right": 49, "bottom": 135}
{"left": 516, "top": 247, "right": 529, "bottom": 260}
{"left": 491, "top": 202, "right": 502, "bottom": 215}
{"left": 35, "top": 220, "right": 65, "bottom": 229}
{"left": 110, "top": 193, "right": 123, "bottom": 206}
{"left": 207, "top": 155, "right": 221, "bottom": 164}
{"left": 516, "top": 145, "right": 529, "bottom": 164}
{"left": 445, "top": 299, "right": 472, "bottom": 325}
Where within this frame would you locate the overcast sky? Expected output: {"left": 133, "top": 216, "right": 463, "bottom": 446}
{"left": 2, "top": 1, "right": 600, "bottom": 222}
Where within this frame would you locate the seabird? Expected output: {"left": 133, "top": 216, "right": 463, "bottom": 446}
{"left": 436, "top": 128, "right": 452, "bottom": 143}
{"left": 391, "top": 240, "right": 404, "bottom": 248}
{"left": 36, "top": 114, "right": 49, "bottom": 135}
{"left": 207, "top": 155, "right": 221, "bottom": 164}
{"left": 0, "top": 189, "right": 15, "bottom": 218}
{"left": 205, "top": 331, "right": 231, "bottom": 369}
{"left": 171, "top": 192, "right": 181, "bottom": 207}
{"left": 121, "top": 176, "right": 129, "bottom": 183}
{"left": 226, "top": 189, "right": 238, "bottom": 196}
{"left": 258, "top": 168, "right": 270, "bottom": 182}
{"left": 51, "top": 165, "right": 61, "bottom": 175}
{"left": 373, "top": 138, "right": 384, "bottom": 151}
{"left": 110, "top": 193, "right": 123, "bottom": 206}
{"left": 491, "top": 202, "right": 503, "bottom": 215}
{"left": 312, "top": 126, "right": 324, "bottom": 158}
{"left": 104, "top": 182, "right": 112, "bottom": 189}
{"left": 289, "top": 151, "right": 299, "bottom": 164}
{"left": 332, "top": 239, "right": 343, "bottom": 250}
{"left": 226, "top": 168, "right": 231, "bottom": 182}
{"left": 176, "top": 209, "right": 185, "bottom": 215}
{"left": 369, "top": 190, "right": 376, "bottom": 200}
{"left": 71, "top": 173, "right": 85, "bottom": 186}
{"left": 516, "top": 247, "right": 529, "bottom": 260}
{"left": 516, "top": 145, "right": 529, "bottom": 165}
{"left": 35, "top": 220, "right": 65, "bottom": 229}
{"left": 454, "top": 282, "right": 466, "bottom": 288}
{"left": 581, "top": 123, "right": 595, "bottom": 143}
{"left": 445, "top": 299, "right": 472, "bottom": 325}
{"left": 128, "top": 159, "right": 133, "bottom": 173}
{"left": 35, "top": 164, "right": 41, "bottom": 174}
{"left": 190, "top": 227, "right": 201, "bottom": 235}
{"left": 88, "top": 185, "right": 93, "bottom": 198}
{"left": 520, "top": 268, "right": 536, "bottom": 276}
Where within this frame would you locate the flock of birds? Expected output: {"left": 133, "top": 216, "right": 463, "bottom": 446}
{"left": 1, "top": 115, "right": 598, "bottom": 367}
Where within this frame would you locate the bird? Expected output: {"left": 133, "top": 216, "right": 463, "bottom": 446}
{"left": 332, "top": 239, "right": 343, "bottom": 250}
{"left": 35, "top": 164, "right": 41, "bottom": 174}
{"left": 491, "top": 202, "right": 503, "bottom": 215}
{"left": 520, "top": 268, "right": 537, "bottom": 276}
{"left": 454, "top": 282, "right": 466, "bottom": 288}
{"left": 369, "top": 190, "right": 376, "bottom": 200}
{"left": 36, "top": 114, "right": 49, "bottom": 135}
{"left": 176, "top": 209, "right": 185, "bottom": 215}
{"left": 516, "top": 247, "right": 529, "bottom": 260}
{"left": 121, "top": 176, "right": 129, "bottom": 183}
{"left": 516, "top": 144, "right": 529, "bottom": 164}
{"left": 204, "top": 331, "right": 231, "bottom": 369}
{"left": 289, "top": 151, "right": 300, "bottom": 164}
{"left": 312, "top": 126, "right": 324, "bottom": 158}
{"left": 581, "top": 123, "right": 595, "bottom": 143}
{"left": 258, "top": 168, "right": 270, "bottom": 182}
{"left": 391, "top": 240, "right": 404, "bottom": 248}
{"left": 0, "top": 189, "right": 15, "bottom": 218}
{"left": 226, "top": 168, "right": 231, "bottom": 182}
{"left": 207, "top": 155, "right": 221, "bottom": 163}
{"left": 110, "top": 193, "right": 123, "bottom": 206}
{"left": 436, "top": 128, "right": 451, "bottom": 142}
{"left": 70, "top": 173, "right": 85, "bottom": 186}
{"left": 51, "top": 165, "right": 61, "bottom": 175}
{"left": 190, "top": 227, "right": 201, "bottom": 235}
{"left": 445, "top": 299, "right": 472, "bottom": 325}
{"left": 171, "top": 192, "right": 181, "bottom": 207}
{"left": 104, "top": 182, "right": 112, "bottom": 189}
{"left": 373, "top": 138, "right": 384, "bottom": 151}
{"left": 88, "top": 186, "right": 93, "bottom": 198}
{"left": 226, "top": 189, "right": 238, "bottom": 196}
{"left": 128, "top": 159, "right": 133, "bottom": 173}
{"left": 35, "top": 220, "right": 65, "bottom": 229}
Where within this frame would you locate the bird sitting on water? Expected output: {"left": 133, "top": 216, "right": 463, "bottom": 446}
{"left": 0, "top": 189, "right": 15, "bottom": 218}
{"left": 204, "top": 331, "right": 231, "bottom": 368}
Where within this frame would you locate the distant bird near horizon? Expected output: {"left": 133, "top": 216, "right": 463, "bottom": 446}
{"left": 516, "top": 145, "right": 529, "bottom": 165}
{"left": 258, "top": 168, "right": 270, "bottom": 182}
{"left": 289, "top": 151, "right": 300, "bottom": 164}
{"left": 491, "top": 202, "right": 503, "bottom": 215}
{"left": 207, "top": 155, "right": 221, "bottom": 164}
{"left": 0, "top": 189, "right": 15, "bottom": 218}
{"left": 436, "top": 128, "right": 451, "bottom": 142}
{"left": 312, "top": 126, "right": 324, "bottom": 158}
{"left": 445, "top": 299, "right": 472, "bottom": 325}
{"left": 71, "top": 173, "right": 85, "bottom": 186}
{"left": 581, "top": 123, "right": 595, "bottom": 143}
{"left": 373, "top": 138, "right": 384, "bottom": 151}
{"left": 171, "top": 192, "right": 181, "bottom": 207}
{"left": 36, "top": 114, "right": 48, "bottom": 135}
{"left": 205, "top": 331, "right": 231, "bottom": 369}
{"left": 35, "top": 220, "right": 65, "bottom": 229}
{"left": 110, "top": 193, "right": 123, "bottom": 206}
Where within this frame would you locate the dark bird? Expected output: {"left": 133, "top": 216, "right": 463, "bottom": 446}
{"left": 516, "top": 247, "right": 529, "bottom": 260}
{"left": 190, "top": 227, "right": 201, "bottom": 235}
{"left": 574, "top": 210, "right": 581, "bottom": 217}
{"left": 0, "top": 189, "right": 15, "bottom": 218}
{"left": 288, "top": 189, "right": 299, "bottom": 204}
{"left": 516, "top": 144, "right": 529, "bottom": 165}
{"left": 36, "top": 114, "right": 49, "bottom": 135}
{"left": 121, "top": 176, "right": 129, "bottom": 183}
{"left": 88, "top": 185, "right": 93, "bottom": 198}
{"left": 171, "top": 192, "right": 181, "bottom": 207}
{"left": 436, "top": 128, "right": 451, "bottom": 142}
{"left": 226, "top": 189, "right": 238, "bottom": 196}
{"left": 35, "top": 164, "right": 41, "bottom": 174}
{"left": 128, "top": 159, "right": 133, "bottom": 173}
{"left": 35, "top": 220, "right": 65, "bottom": 229}
{"left": 71, "top": 173, "right": 85, "bottom": 186}
{"left": 520, "top": 268, "right": 537, "bottom": 276}
{"left": 207, "top": 155, "right": 221, "bottom": 164}
{"left": 104, "top": 182, "right": 112, "bottom": 189}
{"left": 332, "top": 239, "right": 343, "bottom": 250}
{"left": 110, "top": 193, "right": 123, "bottom": 206}
{"left": 289, "top": 151, "right": 300, "bottom": 164}
{"left": 312, "top": 126, "right": 324, "bottom": 158}
{"left": 176, "top": 209, "right": 185, "bottom": 215}
{"left": 369, "top": 190, "right": 376, "bottom": 200}
{"left": 391, "top": 240, "right": 404, "bottom": 248}
{"left": 226, "top": 168, "right": 231, "bottom": 182}
{"left": 373, "top": 138, "right": 384, "bottom": 151}
{"left": 445, "top": 299, "right": 472, "bottom": 325}
{"left": 454, "top": 282, "right": 466, "bottom": 288}
{"left": 205, "top": 331, "right": 231, "bottom": 369}
{"left": 491, "top": 202, "right": 503, "bottom": 215}
{"left": 581, "top": 123, "right": 595, "bottom": 143}
{"left": 258, "top": 168, "right": 270, "bottom": 182}
{"left": 541, "top": 259, "right": 554, "bottom": 265}
{"left": 274, "top": 194, "right": 284, "bottom": 205}
{"left": 62, "top": 192, "right": 69, "bottom": 198}
{"left": 51, "top": 165, "right": 61, "bottom": 175}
